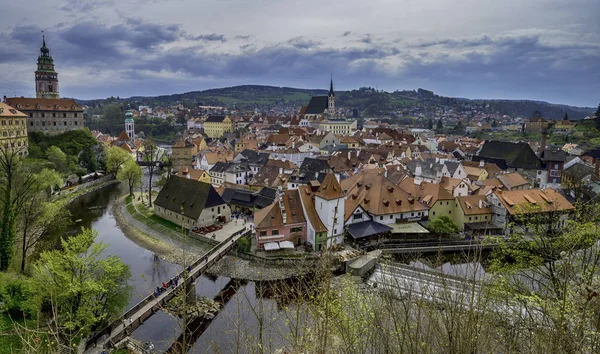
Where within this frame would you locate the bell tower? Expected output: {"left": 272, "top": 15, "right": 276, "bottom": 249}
{"left": 35, "top": 34, "right": 60, "bottom": 99}
{"left": 327, "top": 77, "right": 335, "bottom": 115}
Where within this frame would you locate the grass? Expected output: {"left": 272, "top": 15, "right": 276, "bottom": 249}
{"left": 125, "top": 195, "right": 187, "bottom": 234}
{"left": 0, "top": 314, "right": 22, "bottom": 354}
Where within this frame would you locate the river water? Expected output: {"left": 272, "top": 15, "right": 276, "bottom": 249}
{"left": 65, "top": 183, "right": 291, "bottom": 353}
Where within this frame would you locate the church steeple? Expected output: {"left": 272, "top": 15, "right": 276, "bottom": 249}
{"left": 327, "top": 76, "right": 335, "bottom": 115}
{"left": 35, "top": 33, "right": 59, "bottom": 99}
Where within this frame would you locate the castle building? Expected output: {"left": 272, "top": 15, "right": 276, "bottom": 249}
{"left": 3, "top": 36, "right": 84, "bottom": 134}
{"left": 0, "top": 102, "right": 28, "bottom": 156}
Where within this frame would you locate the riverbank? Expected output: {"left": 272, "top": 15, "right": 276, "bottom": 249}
{"left": 114, "top": 195, "right": 316, "bottom": 280}
{"left": 113, "top": 195, "right": 202, "bottom": 265}
{"left": 55, "top": 177, "right": 121, "bottom": 207}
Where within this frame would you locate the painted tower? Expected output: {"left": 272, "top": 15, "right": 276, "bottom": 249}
{"left": 327, "top": 77, "right": 335, "bottom": 114}
{"left": 125, "top": 106, "right": 135, "bottom": 144}
{"left": 35, "top": 35, "right": 60, "bottom": 99}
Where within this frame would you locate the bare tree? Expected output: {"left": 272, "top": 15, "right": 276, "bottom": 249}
{"left": 143, "top": 140, "right": 161, "bottom": 207}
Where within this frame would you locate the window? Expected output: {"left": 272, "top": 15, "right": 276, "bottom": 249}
{"left": 469, "top": 217, "right": 472, "bottom": 221}
{"left": 42, "top": 113, "right": 45, "bottom": 118}
{"left": 74, "top": 121, "right": 77, "bottom": 125}
{"left": 449, "top": 210, "right": 452, "bottom": 214}
{"left": 432, "top": 211, "right": 436, "bottom": 216}
{"left": 53, "top": 121, "right": 56, "bottom": 126}
{"left": 485, "top": 215, "right": 488, "bottom": 220}
{"left": 390, "top": 215, "right": 393, "bottom": 219}
{"left": 291, "top": 227, "right": 303, "bottom": 233}
{"left": 353, "top": 212, "right": 362, "bottom": 221}
{"left": 64, "top": 121, "right": 67, "bottom": 126}
{"left": 272, "top": 229, "right": 279, "bottom": 235}
{"left": 259, "top": 231, "right": 267, "bottom": 237}
{"left": 380, "top": 216, "right": 383, "bottom": 221}
{"left": 554, "top": 164, "right": 559, "bottom": 169}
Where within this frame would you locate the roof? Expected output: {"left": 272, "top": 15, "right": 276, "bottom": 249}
{"left": 314, "top": 173, "right": 345, "bottom": 200}
{"left": 495, "top": 189, "right": 574, "bottom": 215}
{"left": 205, "top": 115, "right": 227, "bottom": 123}
{"left": 221, "top": 187, "right": 276, "bottom": 209}
{"left": 283, "top": 189, "right": 306, "bottom": 224}
{"left": 300, "top": 158, "right": 332, "bottom": 173}
{"left": 305, "top": 96, "right": 328, "bottom": 115}
{"left": 154, "top": 176, "right": 226, "bottom": 219}
{"left": 177, "top": 168, "right": 208, "bottom": 180}
{"left": 497, "top": 172, "right": 529, "bottom": 189}
{"left": 540, "top": 149, "right": 567, "bottom": 162}
{"left": 4, "top": 97, "right": 83, "bottom": 112}
{"left": 562, "top": 162, "right": 594, "bottom": 181}
{"left": 0, "top": 103, "right": 26, "bottom": 117}
{"left": 445, "top": 161, "right": 460, "bottom": 175}
{"left": 347, "top": 220, "right": 392, "bottom": 240}
{"left": 210, "top": 161, "right": 230, "bottom": 173}
{"left": 341, "top": 170, "right": 429, "bottom": 219}
{"left": 399, "top": 177, "right": 454, "bottom": 206}
{"left": 456, "top": 195, "right": 492, "bottom": 215}
{"left": 254, "top": 202, "right": 282, "bottom": 228}
{"left": 298, "top": 185, "right": 327, "bottom": 232}
{"left": 475, "top": 140, "right": 540, "bottom": 170}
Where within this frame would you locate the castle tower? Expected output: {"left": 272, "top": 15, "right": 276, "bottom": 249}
{"left": 327, "top": 77, "right": 335, "bottom": 115}
{"left": 125, "top": 106, "right": 135, "bottom": 144}
{"left": 35, "top": 35, "right": 60, "bottom": 99}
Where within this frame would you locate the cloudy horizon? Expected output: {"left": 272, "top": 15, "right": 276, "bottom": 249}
{"left": 1, "top": 0, "right": 599, "bottom": 107}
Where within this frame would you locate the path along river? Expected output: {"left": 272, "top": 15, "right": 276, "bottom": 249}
{"left": 62, "top": 183, "right": 294, "bottom": 353}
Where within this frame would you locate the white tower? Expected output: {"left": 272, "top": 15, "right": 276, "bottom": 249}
{"left": 125, "top": 107, "right": 135, "bottom": 144}
{"left": 314, "top": 173, "right": 345, "bottom": 248}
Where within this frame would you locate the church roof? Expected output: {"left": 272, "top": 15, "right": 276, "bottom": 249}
{"left": 305, "top": 96, "right": 328, "bottom": 115}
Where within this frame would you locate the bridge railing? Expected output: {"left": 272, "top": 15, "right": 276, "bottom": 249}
{"left": 85, "top": 227, "right": 251, "bottom": 350}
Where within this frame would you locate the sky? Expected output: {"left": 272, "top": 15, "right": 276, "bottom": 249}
{"left": 0, "top": 0, "right": 599, "bottom": 107}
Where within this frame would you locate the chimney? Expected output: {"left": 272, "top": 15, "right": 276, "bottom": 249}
{"left": 396, "top": 165, "right": 400, "bottom": 171}
{"left": 415, "top": 163, "right": 422, "bottom": 177}
{"left": 479, "top": 159, "right": 484, "bottom": 168}
{"left": 384, "top": 168, "right": 388, "bottom": 178}
{"left": 279, "top": 167, "right": 283, "bottom": 175}
{"left": 478, "top": 199, "right": 483, "bottom": 208}
{"left": 348, "top": 150, "right": 351, "bottom": 160}
{"left": 539, "top": 128, "right": 548, "bottom": 155}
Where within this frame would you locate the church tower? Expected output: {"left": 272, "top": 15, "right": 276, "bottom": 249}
{"left": 125, "top": 106, "right": 135, "bottom": 144}
{"left": 327, "top": 77, "right": 335, "bottom": 115}
{"left": 35, "top": 35, "right": 60, "bottom": 99}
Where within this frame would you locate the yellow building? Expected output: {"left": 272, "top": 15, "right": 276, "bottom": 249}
{"left": 171, "top": 138, "right": 196, "bottom": 169}
{"left": 204, "top": 115, "right": 232, "bottom": 138}
{"left": 399, "top": 178, "right": 455, "bottom": 221}
{"left": 452, "top": 195, "right": 493, "bottom": 231}
{"left": 318, "top": 120, "right": 357, "bottom": 135}
{"left": 0, "top": 103, "right": 28, "bottom": 156}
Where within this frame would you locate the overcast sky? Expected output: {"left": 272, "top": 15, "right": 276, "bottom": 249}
{"left": 1, "top": 0, "right": 599, "bottom": 106}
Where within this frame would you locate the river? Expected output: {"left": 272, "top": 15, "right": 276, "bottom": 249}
{"left": 65, "top": 183, "right": 292, "bottom": 353}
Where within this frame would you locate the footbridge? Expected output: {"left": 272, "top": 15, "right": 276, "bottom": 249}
{"left": 84, "top": 228, "right": 252, "bottom": 352}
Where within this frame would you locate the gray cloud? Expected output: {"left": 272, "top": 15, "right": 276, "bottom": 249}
{"left": 1, "top": 0, "right": 598, "bottom": 106}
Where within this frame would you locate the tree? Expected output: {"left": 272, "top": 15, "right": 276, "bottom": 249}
{"left": 595, "top": 103, "right": 600, "bottom": 119}
{"left": 46, "top": 146, "right": 67, "bottom": 174}
{"left": 32, "top": 228, "right": 131, "bottom": 348}
{"left": 0, "top": 145, "right": 37, "bottom": 271}
{"left": 117, "top": 160, "right": 142, "bottom": 196}
{"left": 428, "top": 215, "right": 459, "bottom": 236}
{"left": 491, "top": 119, "right": 498, "bottom": 128}
{"left": 436, "top": 119, "right": 443, "bottom": 130}
{"left": 19, "top": 168, "right": 67, "bottom": 272}
{"left": 426, "top": 118, "right": 434, "bottom": 130}
{"left": 105, "top": 146, "right": 131, "bottom": 176}
{"left": 563, "top": 112, "right": 569, "bottom": 121}
{"left": 143, "top": 141, "right": 161, "bottom": 207}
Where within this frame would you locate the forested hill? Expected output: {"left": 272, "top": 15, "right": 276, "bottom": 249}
{"left": 77, "top": 85, "right": 596, "bottom": 120}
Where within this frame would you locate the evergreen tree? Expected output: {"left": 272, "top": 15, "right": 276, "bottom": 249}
{"left": 563, "top": 112, "right": 569, "bottom": 121}
{"left": 427, "top": 118, "right": 434, "bottom": 130}
{"left": 436, "top": 119, "right": 443, "bottom": 130}
{"left": 595, "top": 103, "right": 600, "bottom": 119}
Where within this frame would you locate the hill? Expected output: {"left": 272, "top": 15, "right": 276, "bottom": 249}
{"left": 78, "top": 85, "right": 596, "bottom": 120}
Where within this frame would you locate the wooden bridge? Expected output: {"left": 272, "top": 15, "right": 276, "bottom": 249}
{"left": 84, "top": 228, "right": 252, "bottom": 352}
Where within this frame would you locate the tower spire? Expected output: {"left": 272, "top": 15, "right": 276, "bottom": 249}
{"left": 329, "top": 75, "right": 334, "bottom": 97}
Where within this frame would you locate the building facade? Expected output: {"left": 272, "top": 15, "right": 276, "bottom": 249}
{"left": 0, "top": 103, "right": 28, "bottom": 156}
{"left": 204, "top": 115, "right": 232, "bottom": 138}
